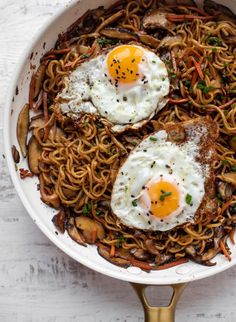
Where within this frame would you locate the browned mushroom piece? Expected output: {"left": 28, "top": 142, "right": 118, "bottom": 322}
{"left": 29, "top": 116, "right": 45, "bottom": 131}
{"left": 67, "top": 217, "right": 87, "bottom": 246}
{"left": 28, "top": 136, "right": 42, "bottom": 175}
{"left": 97, "top": 243, "right": 130, "bottom": 267}
{"left": 12, "top": 145, "right": 20, "bottom": 163}
{"left": 229, "top": 137, "right": 236, "bottom": 152}
{"left": 222, "top": 172, "right": 236, "bottom": 186}
{"left": 61, "top": 187, "right": 78, "bottom": 199}
{"left": 130, "top": 248, "right": 150, "bottom": 261}
{"left": 204, "top": 0, "right": 236, "bottom": 23}
{"left": 136, "top": 32, "right": 160, "bottom": 48}
{"left": 167, "top": 126, "right": 186, "bottom": 143}
{"left": 217, "top": 181, "right": 233, "bottom": 200}
{"left": 52, "top": 210, "right": 66, "bottom": 233}
{"left": 143, "top": 9, "right": 175, "bottom": 32}
{"left": 17, "top": 103, "right": 29, "bottom": 158}
{"left": 190, "top": 255, "right": 216, "bottom": 266}
{"left": 39, "top": 175, "right": 61, "bottom": 209}
{"left": 100, "top": 28, "right": 138, "bottom": 41}
{"left": 145, "top": 239, "right": 160, "bottom": 255}
{"left": 75, "top": 216, "right": 105, "bottom": 243}
{"left": 185, "top": 245, "right": 196, "bottom": 257}
{"left": 158, "top": 35, "right": 182, "bottom": 48}
{"left": 201, "top": 248, "right": 219, "bottom": 261}
{"left": 155, "top": 253, "right": 172, "bottom": 265}
{"left": 34, "top": 62, "right": 47, "bottom": 99}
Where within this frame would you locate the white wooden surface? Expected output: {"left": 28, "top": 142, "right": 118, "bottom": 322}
{"left": 1, "top": 1, "right": 236, "bottom": 321}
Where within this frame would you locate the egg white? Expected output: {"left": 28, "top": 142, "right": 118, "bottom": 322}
{"left": 57, "top": 45, "right": 169, "bottom": 132}
{"left": 111, "top": 130, "right": 206, "bottom": 231}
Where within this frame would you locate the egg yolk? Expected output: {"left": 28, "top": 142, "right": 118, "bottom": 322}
{"left": 148, "top": 181, "right": 180, "bottom": 219}
{"left": 106, "top": 45, "right": 144, "bottom": 84}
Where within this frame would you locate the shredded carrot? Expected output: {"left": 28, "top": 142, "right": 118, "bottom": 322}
{"left": 169, "top": 98, "right": 189, "bottom": 104}
{"left": 170, "top": 50, "right": 177, "bottom": 74}
{"left": 167, "top": 14, "right": 214, "bottom": 22}
{"left": 110, "top": 243, "right": 115, "bottom": 257}
{"left": 219, "top": 240, "right": 231, "bottom": 261}
{"left": 229, "top": 228, "right": 235, "bottom": 245}
{"left": 130, "top": 258, "right": 152, "bottom": 270}
{"left": 191, "top": 69, "right": 198, "bottom": 87}
{"left": 218, "top": 98, "right": 236, "bottom": 109}
{"left": 157, "top": 258, "right": 189, "bottom": 270}
{"left": 92, "top": 228, "right": 97, "bottom": 244}
{"left": 192, "top": 57, "right": 204, "bottom": 80}
{"left": 29, "top": 74, "right": 35, "bottom": 109}
{"left": 181, "top": 48, "right": 201, "bottom": 59}
{"left": 220, "top": 198, "right": 233, "bottom": 215}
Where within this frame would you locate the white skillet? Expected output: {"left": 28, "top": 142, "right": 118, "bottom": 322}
{"left": 3, "top": 0, "right": 236, "bottom": 320}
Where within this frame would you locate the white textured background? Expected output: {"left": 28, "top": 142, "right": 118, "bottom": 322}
{"left": 1, "top": 1, "right": 236, "bottom": 321}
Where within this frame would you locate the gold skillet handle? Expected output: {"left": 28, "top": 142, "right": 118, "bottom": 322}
{"left": 130, "top": 283, "right": 187, "bottom": 322}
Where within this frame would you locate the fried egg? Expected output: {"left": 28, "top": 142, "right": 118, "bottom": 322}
{"left": 57, "top": 44, "right": 169, "bottom": 132}
{"left": 111, "top": 130, "right": 207, "bottom": 231}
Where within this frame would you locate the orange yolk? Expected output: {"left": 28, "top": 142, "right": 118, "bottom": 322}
{"left": 106, "top": 45, "right": 144, "bottom": 84}
{"left": 148, "top": 181, "right": 180, "bottom": 219}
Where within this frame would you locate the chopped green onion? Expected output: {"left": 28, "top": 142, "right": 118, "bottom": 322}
{"left": 232, "top": 165, "right": 236, "bottom": 172}
{"left": 149, "top": 136, "right": 157, "bottom": 141}
{"left": 160, "top": 191, "right": 172, "bottom": 201}
{"left": 82, "top": 203, "right": 91, "bottom": 215}
{"left": 185, "top": 193, "right": 192, "bottom": 205}
{"left": 132, "top": 200, "right": 138, "bottom": 207}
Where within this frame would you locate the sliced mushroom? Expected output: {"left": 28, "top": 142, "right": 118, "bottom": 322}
{"left": 155, "top": 253, "right": 172, "bottom": 265}
{"left": 100, "top": 28, "right": 137, "bottom": 41}
{"left": 136, "top": 32, "right": 160, "bottom": 48}
{"left": 201, "top": 248, "right": 219, "bottom": 261}
{"left": 97, "top": 243, "right": 130, "bottom": 268}
{"left": 77, "top": 45, "right": 91, "bottom": 55}
{"left": 217, "top": 181, "right": 233, "bottom": 200}
{"left": 130, "top": 248, "right": 150, "bottom": 261}
{"left": 190, "top": 255, "right": 216, "bottom": 266}
{"left": 159, "top": 35, "right": 182, "bottom": 48}
{"left": 29, "top": 116, "right": 45, "bottom": 130}
{"left": 75, "top": 216, "right": 105, "bottom": 243}
{"left": 185, "top": 245, "right": 196, "bottom": 257}
{"left": 34, "top": 62, "right": 46, "bottom": 99}
{"left": 145, "top": 239, "right": 160, "bottom": 255}
{"left": 143, "top": 9, "right": 175, "bottom": 31}
{"left": 67, "top": 217, "right": 86, "bottom": 246}
{"left": 28, "top": 136, "right": 42, "bottom": 175}
{"left": 12, "top": 145, "right": 20, "bottom": 163}
{"left": 222, "top": 172, "right": 236, "bottom": 186}
{"left": 167, "top": 126, "right": 186, "bottom": 143}
{"left": 204, "top": 0, "right": 236, "bottom": 23}
{"left": 52, "top": 210, "right": 66, "bottom": 233}
{"left": 17, "top": 103, "right": 29, "bottom": 158}
{"left": 39, "top": 175, "right": 61, "bottom": 209}
{"left": 61, "top": 187, "right": 78, "bottom": 199}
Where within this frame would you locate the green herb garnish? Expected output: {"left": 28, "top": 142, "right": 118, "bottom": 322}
{"left": 197, "top": 81, "right": 215, "bottom": 94}
{"left": 232, "top": 165, "right": 236, "bottom": 172}
{"left": 208, "top": 37, "right": 222, "bottom": 46}
{"left": 97, "top": 37, "right": 117, "bottom": 47}
{"left": 184, "top": 80, "right": 191, "bottom": 87}
{"left": 115, "top": 235, "right": 125, "bottom": 248}
{"left": 160, "top": 191, "right": 172, "bottom": 201}
{"left": 82, "top": 203, "right": 91, "bottom": 215}
{"left": 221, "top": 159, "right": 228, "bottom": 166}
{"left": 149, "top": 136, "right": 157, "bottom": 141}
{"left": 132, "top": 200, "right": 138, "bottom": 207}
{"left": 185, "top": 193, "right": 192, "bottom": 205}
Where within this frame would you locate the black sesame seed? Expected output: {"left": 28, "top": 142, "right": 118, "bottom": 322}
{"left": 117, "top": 99, "right": 119, "bottom": 102}
{"left": 161, "top": 219, "right": 163, "bottom": 222}
{"left": 143, "top": 149, "right": 147, "bottom": 152}
{"left": 105, "top": 111, "right": 108, "bottom": 114}
{"left": 142, "top": 186, "right": 145, "bottom": 189}
{"left": 104, "top": 73, "right": 107, "bottom": 77}
{"left": 148, "top": 220, "right": 151, "bottom": 225}
{"left": 131, "top": 194, "right": 135, "bottom": 198}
